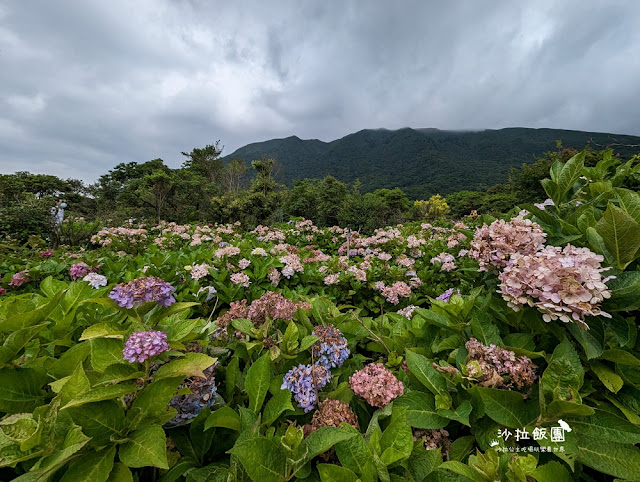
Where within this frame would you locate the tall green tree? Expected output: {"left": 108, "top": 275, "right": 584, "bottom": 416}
{"left": 182, "top": 141, "right": 224, "bottom": 186}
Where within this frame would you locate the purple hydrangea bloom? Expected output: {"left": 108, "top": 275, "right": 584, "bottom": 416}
{"left": 109, "top": 276, "right": 176, "bottom": 309}
{"left": 218, "top": 241, "right": 229, "bottom": 247}
{"left": 436, "top": 288, "right": 461, "bottom": 302}
{"left": 70, "top": 262, "right": 93, "bottom": 281}
{"left": 281, "top": 363, "right": 331, "bottom": 412}
{"left": 122, "top": 330, "right": 170, "bottom": 363}
{"left": 311, "top": 325, "right": 350, "bottom": 369}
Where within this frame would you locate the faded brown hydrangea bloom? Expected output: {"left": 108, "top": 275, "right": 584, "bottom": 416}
{"left": 465, "top": 338, "right": 537, "bottom": 390}
{"left": 310, "top": 399, "right": 359, "bottom": 432}
{"left": 414, "top": 428, "right": 451, "bottom": 457}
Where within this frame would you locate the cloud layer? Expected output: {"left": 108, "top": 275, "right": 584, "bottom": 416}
{"left": 1, "top": 0, "right": 639, "bottom": 182}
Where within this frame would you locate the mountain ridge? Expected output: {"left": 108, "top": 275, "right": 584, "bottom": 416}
{"left": 223, "top": 127, "right": 640, "bottom": 199}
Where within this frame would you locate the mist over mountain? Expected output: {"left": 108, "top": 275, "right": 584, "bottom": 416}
{"left": 224, "top": 127, "right": 640, "bottom": 198}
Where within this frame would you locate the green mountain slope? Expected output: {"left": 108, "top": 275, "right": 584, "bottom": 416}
{"left": 223, "top": 127, "right": 640, "bottom": 199}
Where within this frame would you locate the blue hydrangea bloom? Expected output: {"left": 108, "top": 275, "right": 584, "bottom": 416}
{"left": 311, "top": 325, "right": 350, "bottom": 368}
{"left": 281, "top": 363, "right": 331, "bottom": 412}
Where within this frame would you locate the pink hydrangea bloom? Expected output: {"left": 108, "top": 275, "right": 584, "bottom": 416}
{"left": 247, "top": 291, "right": 298, "bottom": 324}
{"left": 350, "top": 363, "right": 404, "bottom": 407}
{"left": 324, "top": 273, "right": 340, "bottom": 285}
{"left": 430, "top": 253, "right": 456, "bottom": 272}
{"left": 280, "top": 253, "right": 304, "bottom": 279}
{"left": 215, "top": 245, "right": 241, "bottom": 258}
{"left": 397, "top": 305, "right": 417, "bottom": 319}
{"left": 469, "top": 213, "right": 546, "bottom": 272}
{"left": 268, "top": 267, "right": 281, "bottom": 286}
{"left": 190, "top": 263, "right": 211, "bottom": 281}
{"left": 380, "top": 281, "right": 412, "bottom": 305}
{"left": 70, "top": 262, "right": 96, "bottom": 281}
{"left": 9, "top": 271, "right": 30, "bottom": 287}
{"left": 498, "top": 244, "right": 613, "bottom": 329}
{"left": 230, "top": 272, "right": 250, "bottom": 287}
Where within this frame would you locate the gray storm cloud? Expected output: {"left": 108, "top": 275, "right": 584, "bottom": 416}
{"left": 1, "top": 0, "right": 639, "bottom": 182}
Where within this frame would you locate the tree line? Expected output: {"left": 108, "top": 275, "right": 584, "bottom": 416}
{"left": 0, "top": 141, "right": 626, "bottom": 243}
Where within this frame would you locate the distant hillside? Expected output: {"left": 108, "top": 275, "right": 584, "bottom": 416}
{"left": 223, "top": 127, "right": 640, "bottom": 199}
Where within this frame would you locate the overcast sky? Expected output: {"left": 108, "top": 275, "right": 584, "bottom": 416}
{"left": 1, "top": 0, "right": 639, "bottom": 182}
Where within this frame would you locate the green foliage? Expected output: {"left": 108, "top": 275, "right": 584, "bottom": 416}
{"left": 2, "top": 145, "right": 640, "bottom": 481}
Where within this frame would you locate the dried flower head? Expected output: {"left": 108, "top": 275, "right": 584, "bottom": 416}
{"left": 166, "top": 361, "right": 218, "bottom": 427}
{"left": 465, "top": 338, "right": 537, "bottom": 390}
{"left": 310, "top": 399, "right": 359, "bottom": 431}
{"left": 413, "top": 428, "right": 451, "bottom": 456}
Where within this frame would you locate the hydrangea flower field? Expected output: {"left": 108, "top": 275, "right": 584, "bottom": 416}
{"left": 1, "top": 151, "right": 640, "bottom": 480}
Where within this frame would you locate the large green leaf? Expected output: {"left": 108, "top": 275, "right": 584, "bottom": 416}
{"left": 590, "top": 362, "right": 624, "bottom": 393}
{"left": 244, "top": 354, "right": 271, "bottom": 413}
{"left": 437, "top": 461, "right": 486, "bottom": 482}
{"left": 531, "top": 461, "right": 572, "bottom": 482}
{"left": 0, "top": 367, "right": 47, "bottom": 413}
{"left": 61, "top": 382, "right": 137, "bottom": 410}
{"left": 66, "top": 400, "right": 126, "bottom": 448}
{"left": 405, "top": 350, "right": 451, "bottom": 409}
{"left": 475, "top": 387, "right": 539, "bottom": 428}
{"left": 294, "top": 426, "right": 356, "bottom": 469}
{"left": 567, "top": 320, "right": 603, "bottom": 360}
{"left": 576, "top": 434, "right": 640, "bottom": 480}
{"left": 437, "top": 400, "right": 473, "bottom": 427}
{"left": 0, "top": 290, "right": 64, "bottom": 333}
{"left": 317, "top": 464, "right": 359, "bottom": 482}
{"left": 394, "top": 391, "right": 449, "bottom": 429}
{"left": 185, "top": 463, "right": 229, "bottom": 482}
{"left": 569, "top": 407, "right": 640, "bottom": 444}
{"left": 128, "top": 377, "right": 183, "bottom": 425}
{"left": 541, "top": 339, "right": 583, "bottom": 407}
{"left": 79, "top": 323, "right": 126, "bottom": 341}
{"left": 59, "top": 363, "right": 91, "bottom": 406}
{"left": 555, "top": 150, "right": 586, "bottom": 205}
{"left": 595, "top": 203, "right": 640, "bottom": 270}
{"left": 59, "top": 446, "right": 116, "bottom": 482}
{"left": 615, "top": 187, "right": 640, "bottom": 223}
{"left": 262, "top": 389, "right": 294, "bottom": 427}
{"left": 604, "top": 271, "right": 640, "bottom": 311}
{"left": 228, "top": 437, "right": 285, "bottom": 482}
{"left": 0, "top": 324, "right": 48, "bottom": 365}
{"left": 379, "top": 410, "right": 413, "bottom": 465}
{"left": 107, "top": 462, "right": 134, "bottom": 482}
{"left": 153, "top": 353, "right": 217, "bottom": 380}
{"left": 204, "top": 407, "right": 241, "bottom": 432}
{"left": 147, "top": 302, "right": 200, "bottom": 326}
{"left": 335, "top": 425, "right": 375, "bottom": 482}
{"left": 25, "top": 425, "right": 91, "bottom": 479}
{"left": 119, "top": 425, "right": 169, "bottom": 469}
{"left": 90, "top": 338, "right": 125, "bottom": 373}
